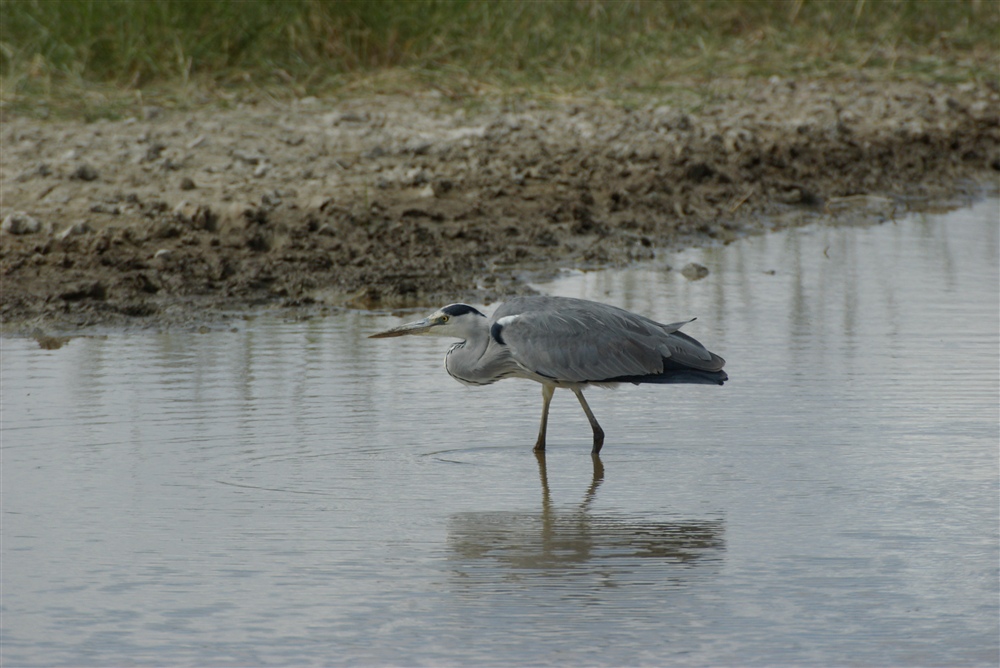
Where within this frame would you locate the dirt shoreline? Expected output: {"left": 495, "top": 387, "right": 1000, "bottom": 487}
{"left": 2, "top": 78, "right": 998, "bottom": 334}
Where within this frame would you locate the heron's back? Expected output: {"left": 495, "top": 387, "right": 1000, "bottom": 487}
{"left": 492, "top": 296, "right": 727, "bottom": 385}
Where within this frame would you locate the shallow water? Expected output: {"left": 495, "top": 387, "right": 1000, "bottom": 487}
{"left": 3, "top": 198, "right": 998, "bottom": 666}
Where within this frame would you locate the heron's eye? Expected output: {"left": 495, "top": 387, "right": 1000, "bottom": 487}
{"left": 440, "top": 315, "right": 450, "bottom": 323}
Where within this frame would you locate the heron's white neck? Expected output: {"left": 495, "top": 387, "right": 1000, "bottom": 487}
{"left": 444, "top": 318, "right": 509, "bottom": 386}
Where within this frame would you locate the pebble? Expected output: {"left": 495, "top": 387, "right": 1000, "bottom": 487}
{"left": 60, "top": 280, "right": 106, "bottom": 302}
{"left": 15, "top": 163, "right": 51, "bottom": 182}
{"left": 89, "top": 202, "right": 120, "bottom": 215}
{"left": 233, "top": 151, "right": 263, "bottom": 165}
{"left": 57, "top": 221, "right": 92, "bottom": 240}
{"left": 143, "top": 142, "right": 166, "bottom": 162}
{"left": 172, "top": 201, "right": 218, "bottom": 231}
{"left": 173, "top": 200, "right": 196, "bottom": 218}
{"left": 179, "top": 177, "right": 196, "bottom": 190}
{"left": 71, "top": 164, "right": 100, "bottom": 181}
{"left": 150, "top": 219, "right": 181, "bottom": 239}
{"left": 681, "top": 262, "right": 710, "bottom": 281}
{"left": 31, "top": 329, "right": 71, "bottom": 350}
{"left": 2, "top": 211, "right": 42, "bottom": 235}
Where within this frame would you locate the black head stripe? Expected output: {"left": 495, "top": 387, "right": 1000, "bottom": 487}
{"left": 442, "top": 304, "right": 485, "bottom": 318}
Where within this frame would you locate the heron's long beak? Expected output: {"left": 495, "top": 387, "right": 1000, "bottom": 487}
{"left": 369, "top": 317, "right": 435, "bottom": 338}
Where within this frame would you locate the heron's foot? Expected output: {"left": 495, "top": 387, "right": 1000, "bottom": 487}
{"left": 590, "top": 429, "right": 605, "bottom": 455}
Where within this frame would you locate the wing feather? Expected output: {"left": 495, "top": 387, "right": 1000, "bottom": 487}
{"left": 492, "top": 296, "right": 724, "bottom": 383}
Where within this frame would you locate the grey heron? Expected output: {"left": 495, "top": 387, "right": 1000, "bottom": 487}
{"left": 370, "top": 295, "right": 727, "bottom": 454}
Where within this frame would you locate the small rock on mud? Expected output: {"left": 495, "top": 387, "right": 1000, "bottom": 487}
{"left": 2, "top": 211, "right": 42, "bottom": 235}
{"left": 70, "top": 164, "right": 100, "bottom": 181}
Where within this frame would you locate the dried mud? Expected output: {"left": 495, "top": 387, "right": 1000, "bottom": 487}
{"left": 2, "top": 78, "right": 998, "bottom": 333}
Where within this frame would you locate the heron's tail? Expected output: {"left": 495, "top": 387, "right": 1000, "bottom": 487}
{"left": 636, "top": 368, "right": 728, "bottom": 385}
{"left": 603, "top": 356, "right": 728, "bottom": 386}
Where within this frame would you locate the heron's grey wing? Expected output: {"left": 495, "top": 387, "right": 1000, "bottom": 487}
{"left": 493, "top": 296, "right": 723, "bottom": 383}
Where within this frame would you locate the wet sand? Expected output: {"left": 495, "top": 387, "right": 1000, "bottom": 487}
{"left": 2, "top": 77, "right": 998, "bottom": 332}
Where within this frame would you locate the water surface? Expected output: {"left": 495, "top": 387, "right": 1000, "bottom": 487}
{"left": 3, "top": 199, "right": 998, "bottom": 666}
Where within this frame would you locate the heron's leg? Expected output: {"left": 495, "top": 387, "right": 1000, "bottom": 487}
{"left": 534, "top": 449, "right": 552, "bottom": 512}
{"left": 533, "top": 384, "right": 555, "bottom": 451}
{"left": 581, "top": 453, "right": 604, "bottom": 511}
{"left": 572, "top": 388, "right": 605, "bottom": 455}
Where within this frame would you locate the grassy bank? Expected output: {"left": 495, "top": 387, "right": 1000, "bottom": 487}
{"left": 2, "top": 0, "right": 998, "bottom": 117}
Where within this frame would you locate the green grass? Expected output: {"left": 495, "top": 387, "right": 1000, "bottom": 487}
{"left": 2, "top": 0, "right": 997, "bottom": 118}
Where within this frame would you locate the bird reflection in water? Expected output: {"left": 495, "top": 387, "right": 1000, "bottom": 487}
{"left": 447, "top": 454, "right": 725, "bottom": 585}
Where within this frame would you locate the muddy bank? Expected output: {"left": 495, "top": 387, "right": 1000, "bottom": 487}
{"left": 2, "top": 78, "right": 998, "bottom": 332}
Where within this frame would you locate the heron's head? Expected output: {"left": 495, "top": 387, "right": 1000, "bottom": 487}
{"left": 369, "top": 303, "right": 487, "bottom": 339}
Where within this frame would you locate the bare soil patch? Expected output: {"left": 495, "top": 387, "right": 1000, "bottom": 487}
{"left": 2, "top": 78, "right": 998, "bottom": 332}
